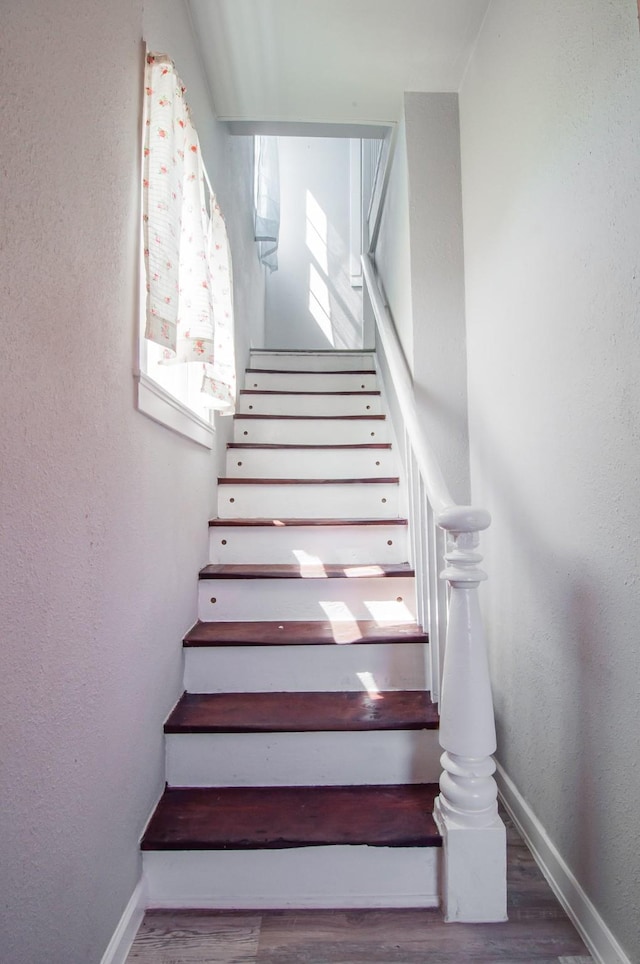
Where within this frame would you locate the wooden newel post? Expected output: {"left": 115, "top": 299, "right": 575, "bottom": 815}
{"left": 433, "top": 506, "right": 507, "bottom": 923}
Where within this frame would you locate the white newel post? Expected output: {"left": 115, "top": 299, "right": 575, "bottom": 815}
{"left": 433, "top": 506, "right": 507, "bottom": 923}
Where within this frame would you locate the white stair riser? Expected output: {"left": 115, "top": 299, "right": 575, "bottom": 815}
{"left": 209, "top": 525, "right": 408, "bottom": 564}
{"left": 238, "top": 394, "right": 382, "bottom": 417}
{"left": 143, "top": 846, "right": 439, "bottom": 909}
{"left": 166, "top": 730, "right": 441, "bottom": 788}
{"left": 233, "top": 418, "right": 389, "bottom": 445}
{"left": 217, "top": 483, "right": 399, "bottom": 519}
{"left": 184, "top": 641, "right": 427, "bottom": 693}
{"left": 250, "top": 352, "right": 374, "bottom": 372}
{"left": 245, "top": 371, "right": 378, "bottom": 392}
{"left": 198, "top": 576, "right": 416, "bottom": 622}
{"left": 225, "top": 447, "right": 396, "bottom": 479}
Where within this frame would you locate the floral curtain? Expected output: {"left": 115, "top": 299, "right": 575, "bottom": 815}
{"left": 143, "top": 52, "right": 235, "bottom": 412}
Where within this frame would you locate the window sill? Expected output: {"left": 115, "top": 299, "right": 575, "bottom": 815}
{"left": 135, "top": 371, "right": 215, "bottom": 449}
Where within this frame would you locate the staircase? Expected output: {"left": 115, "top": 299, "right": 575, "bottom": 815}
{"left": 141, "top": 349, "right": 443, "bottom": 909}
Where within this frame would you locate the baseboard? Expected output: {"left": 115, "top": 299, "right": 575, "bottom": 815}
{"left": 100, "top": 878, "right": 146, "bottom": 964}
{"left": 496, "top": 763, "right": 632, "bottom": 964}
{"left": 146, "top": 893, "right": 439, "bottom": 910}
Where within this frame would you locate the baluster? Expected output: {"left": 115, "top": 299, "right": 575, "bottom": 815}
{"left": 433, "top": 506, "right": 507, "bottom": 923}
{"left": 404, "top": 432, "right": 418, "bottom": 572}
{"left": 415, "top": 473, "right": 428, "bottom": 655}
{"left": 425, "top": 500, "right": 440, "bottom": 703}
{"left": 435, "top": 522, "right": 448, "bottom": 697}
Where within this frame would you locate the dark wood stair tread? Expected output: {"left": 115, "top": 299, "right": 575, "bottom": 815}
{"left": 165, "top": 691, "right": 438, "bottom": 734}
{"left": 141, "top": 784, "right": 441, "bottom": 851}
{"left": 209, "top": 518, "right": 407, "bottom": 527}
{"left": 233, "top": 414, "right": 386, "bottom": 421}
{"left": 246, "top": 368, "right": 376, "bottom": 375}
{"left": 183, "top": 619, "right": 428, "bottom": 647}
{"left": 217, "top": 477, "right": 399, "bottom": 485}
{"left": 199, "top": 563, "right": 414, "bottom": 580}
{"left": 227, "top": 443, "right": 392, "bottom": 450}
{"left": 240, "top": 390, "right": 381, "bottom": 396}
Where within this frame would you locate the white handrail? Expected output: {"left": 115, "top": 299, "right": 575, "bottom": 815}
{"left": 362, "top": 253, "right": 489, "bottom": 532}
{"left": 367, "top": 126, "right": 397, "bottom": 255}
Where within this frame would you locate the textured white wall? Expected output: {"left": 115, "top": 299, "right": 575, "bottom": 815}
{"left": 375, "top": 94, "right": 469, "bottom": 503}
{"left": 459, "top": 2, "right": 640, "bottom": 960}
{"left": 265, "top": 137, "right": 363, "bottom": 349}
{"left": 0, "top": 2, "right": 261, "bottom": 962}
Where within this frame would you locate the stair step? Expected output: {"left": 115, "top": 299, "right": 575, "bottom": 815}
{"left": 244, "top": 371, "right": 378, "bottom": 392}
{"left": 198, "top": 574, "right": 416, "bottom": 621}
{"left": 143, "top": 846, "right": 440, "bottom": 909}
{"left": 226, "top": 444, "right": 396, "bottom": 479}
{"left": 234, "top": 414, "right": 386, "bottom": 420}
{"left": 164, "top": 692, "right": 441, "bottom": 788}
{"left": 218, "top": 477, "right": 399, "bottom": 485}
{"left": 184, "top": 619, "right": 428, "bottom": 646}
{"left": 246, "top": 368, "right": 376, "bottom": 374}
{"left": 237, "top": 391, "right": 382, "bottom": 417}
{"left": 208, "top": 517, "right": 407, "bottom": 527}
{"left": 217, "top": 479, "right": 400, "bottom": 519}
{"left": 240, "top": 390, "right": 381, "bottom": 395}
{"left": 234, "top": 416, "right": 389, "bottom": 445}
{"left": 209, "top": 519, "right": 408, "bottom": 565}
{"left": 142, "top": 785, "right": 441, "bottom": 906}
{"left": 165, "top": 691, "right": 438, "bottom": 733}
{"left": 227, "top": 443, "right": 392, "bottom": 449}
{"left": 184, "top": 644, "right": 428, "bottom": 693}
{"left": 199, "top": 563, "right": 413, "bottom": 579}
{"left": 166, "top": 732, "right": 440, "bottom": 788}
{"left": 142, "top": 784, "right": 441, "bottom": 851}
{"left": 248, "top": 351, "right": 375, "bottom": 372}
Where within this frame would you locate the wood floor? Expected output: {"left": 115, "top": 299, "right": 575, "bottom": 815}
{"left": 126, "top": 813, "right": 594, "bottom": 963}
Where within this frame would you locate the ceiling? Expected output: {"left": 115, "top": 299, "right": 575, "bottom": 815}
{"left": 187, "top": 0, "right": 490, "bottom": 128}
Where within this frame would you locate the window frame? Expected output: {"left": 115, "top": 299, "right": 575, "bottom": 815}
{"left": 133, "top": 45, "right": 215, "bottom": 449}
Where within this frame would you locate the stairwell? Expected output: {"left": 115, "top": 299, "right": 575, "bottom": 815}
{"left": 141, "top": 349, "right": 443, "bottom": 908}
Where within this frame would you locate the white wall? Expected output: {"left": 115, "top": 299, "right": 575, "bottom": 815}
{"left": 375, "top": 93, "right": 470, "bottom": 503}
{"left": 265, "top": 137, "right": 363, "bottom": 349}
{"left": 459, "top": 2, "right": 640, "bottom": 960}
{"left": 0, "top": 2, "right": 262, "bottom": 962}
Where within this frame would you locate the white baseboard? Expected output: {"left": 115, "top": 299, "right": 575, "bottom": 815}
{"left": 146, "top": 893, "right": 439, "bottom": 910}
{"left": 496, "top": 763, "right": 632, "bottom": 964}
{"left": 100, "top": 879, "right": 146, "bottom": 964}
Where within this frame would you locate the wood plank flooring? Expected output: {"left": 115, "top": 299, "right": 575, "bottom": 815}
{"left": 127, "top": 813, "right": 594, "bottom": 963}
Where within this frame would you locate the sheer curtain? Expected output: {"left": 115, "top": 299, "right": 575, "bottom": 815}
{"left": 143, "top": 52, "right": 235, "bottom": 413}
{"left": 254, "top": 136, "right": 280, "bottom": 273}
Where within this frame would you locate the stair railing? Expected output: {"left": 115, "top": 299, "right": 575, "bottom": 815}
{"left": 361, "top": 252, "right": 506, "bottom": 922}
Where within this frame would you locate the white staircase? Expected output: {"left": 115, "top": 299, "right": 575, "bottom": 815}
{"left": 141, "top": 350, "right": 442, "bottom": 909}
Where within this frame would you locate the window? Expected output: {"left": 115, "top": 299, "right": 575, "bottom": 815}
{"left": 136, "top": 52, "right": 236, "bottom": 447}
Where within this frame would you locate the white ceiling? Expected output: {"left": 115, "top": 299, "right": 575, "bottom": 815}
{"left": 188, "top": 0, "right": 490, "bottom": 127}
